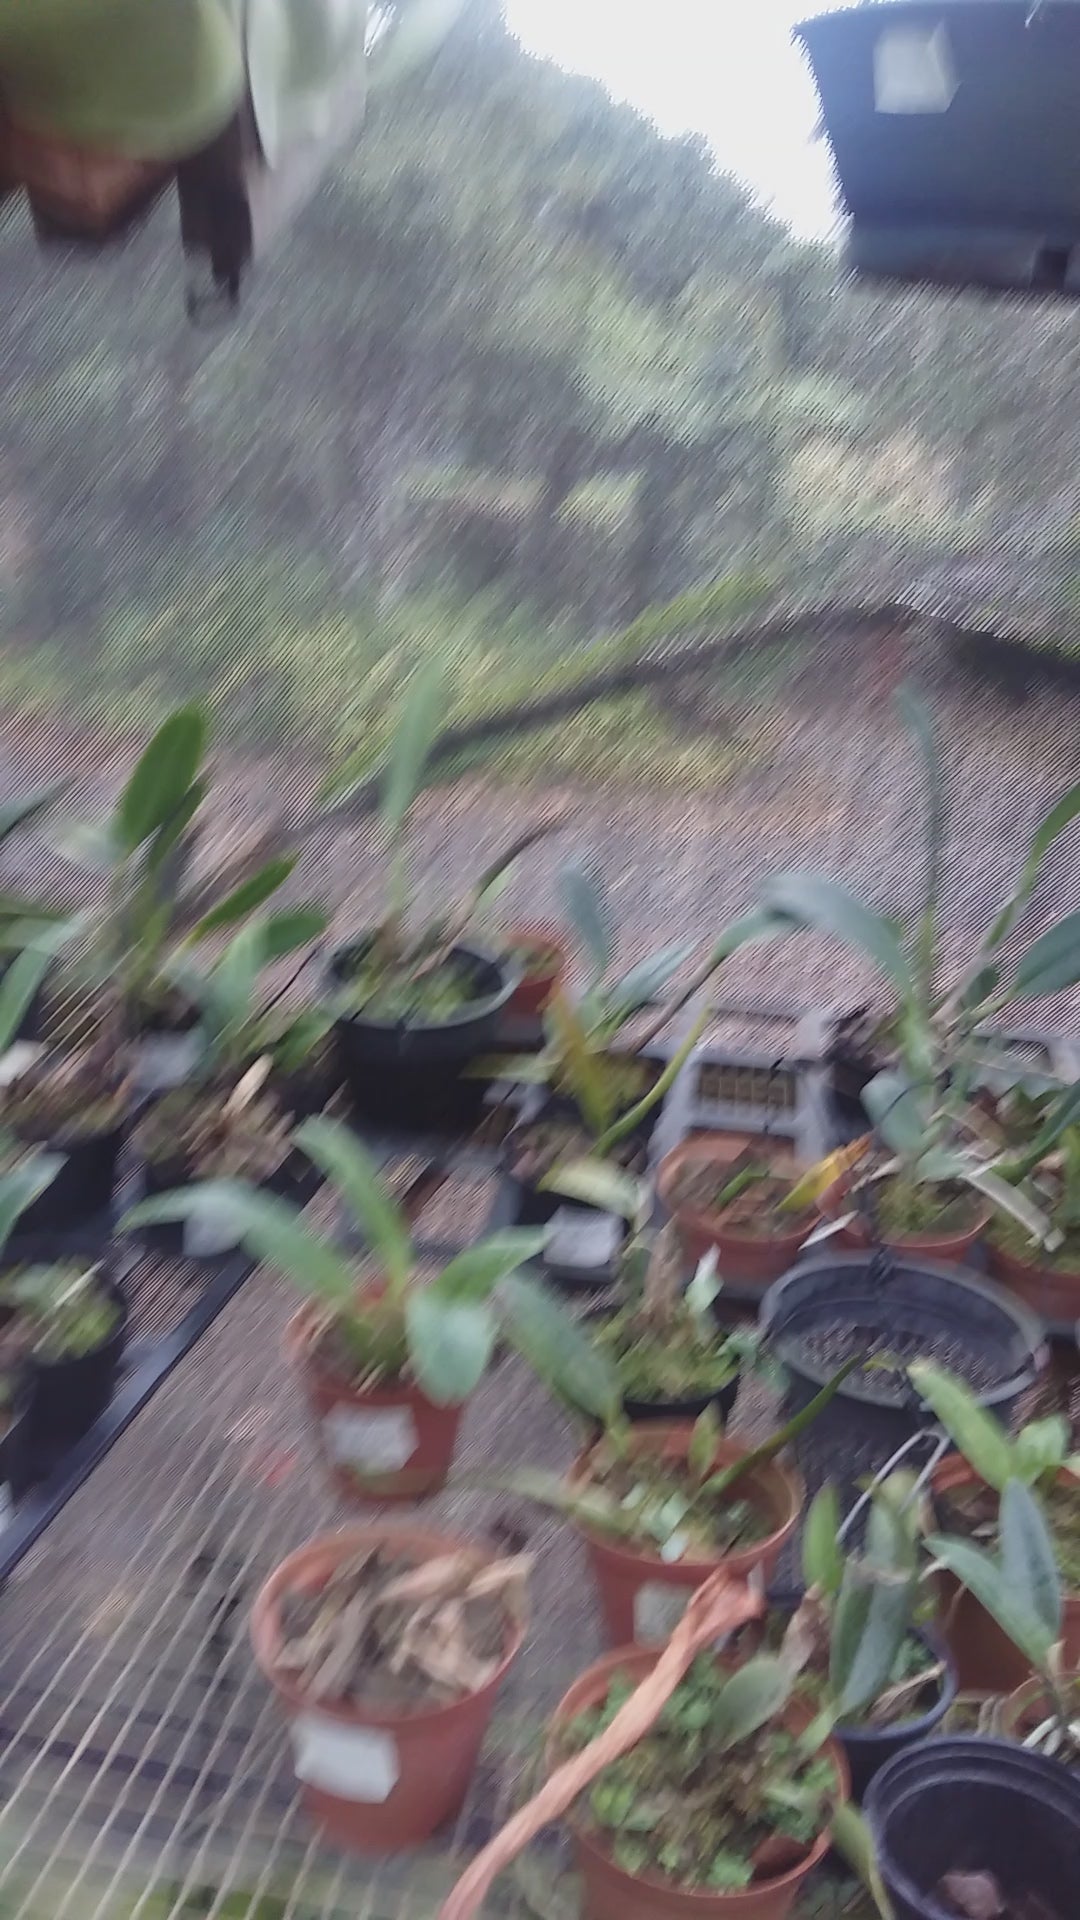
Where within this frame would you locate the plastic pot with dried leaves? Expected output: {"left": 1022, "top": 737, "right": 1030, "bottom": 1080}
{"left": 250, "top": 1524, "right": 529, "bottom": 1854}
{"left": 656, "top": 1134, "right": 815, "bottom": 1288}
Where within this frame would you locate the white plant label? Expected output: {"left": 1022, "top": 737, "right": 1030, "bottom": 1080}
{"left": 634, "top": 1582, "right": 692, "bottom": 1643}
{"left": 135, "top": 1035, "right": 200, "bottom": 1092}
{"left": 322, "top": 1405, "right": 417, "bottom": 1472}
{"left": 0, "top": 1485, "right": 12, "bottom": 1530}
{"left": 183, "top": 1211, "right": 242, "bottom": 1258}
{"left": 545, "top": 1206, "right": 621, "bottom": 1271}
{"left": 291, "top": 1713, "right": 399, "bottom": 1801}
{"left": 0, "top": 1043, "right": 43, "bottom": 1087}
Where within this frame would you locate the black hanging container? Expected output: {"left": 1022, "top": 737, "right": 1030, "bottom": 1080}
{"left": 329, "top": 938, "right": 519, "bottom": 1136}
{"left": 866, "top": 1736, "right": 1080, "bottom": 1918}
{"left": 797, "top": 2, "right": 1080, "bottom": 298}
{"left": 760, "top": 1251, "right": 1043, "bottom": 1500}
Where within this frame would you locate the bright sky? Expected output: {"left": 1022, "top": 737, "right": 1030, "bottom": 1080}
{"left": 504, "top": 0, "right": 841, "bottom": 240}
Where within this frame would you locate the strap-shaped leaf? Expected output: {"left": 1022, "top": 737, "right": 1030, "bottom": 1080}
{"left": 121, "top": 1181, "right": 356, "bottom": 1306}
{"left": 0, "top": 1151, "right": 64, "bottom": 1257}
{"left": 1007, "top": 910, "right": 1080, "bottom": 1003}
{"left": 604, "top": 942, "right": 695, "bottom": 1020}
{"left": 405, "top": 1291, "right": 496, "bottom": 1405}
{"left": 380, "top": 661, "right": 445, "bottom": 843}
{"left": 986, "top": 780, "right": 1080, "bottom": 951}
{"left": 762, "top": 872, "right": 913, "bottom": 996}
{"left": 186, "top": 856, "right": 297, "bottom": 942}
{"left": 116, "top": 706, "right": 207, "bottom": 855}
{"left": 0, "top": 944, "right": 53, "bottom": 1055}
{"left": 830, "top": 1561, "right": 915, "bottom": 1719}
{"left": 1013, "top": 1417, "right": 1069, "bottom": 1486}
{"left": 896, "top": 683, "right": 944, "bottom": 1006}
{"left": 501, "top": 1271, "right": 622, "bottom": 1426}
{"left": 908, "top": 1360, "right": 1015, "bottom": 1492}
{"left": 432, "top": 1230, "right": 547, "bottom": 1301}
{"left": 925, "top": 1530, "right": 1055, "bottom": 1673}
{"left": 862, "top": 1070, "right": 930, "bottom": 1157}
{"left": 802, "top": 1485, "right": 843, "bottom": 1598}
{"left": 293, "top": 1118, "right": 412, "bottom": 1292}
{"left": 540, "top": 1159, "right": 641, "bottom": 1220}
{"left": 558, "top": 859, "right": 615, "bottom": 987}
{"left": 999, "top": 1479, "right": 1062, "bottom": 1649}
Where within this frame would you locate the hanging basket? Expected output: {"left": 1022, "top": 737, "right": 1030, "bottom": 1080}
{"left": 797, "top": 1, "right": 1080, "bottom": 297}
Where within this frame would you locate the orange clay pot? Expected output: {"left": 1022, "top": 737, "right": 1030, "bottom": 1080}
{"left": 547, "top": 1644, "right": 849, "bottom": 1920}
{"left": 931, "top": 1454, "right": 1080, "bottom": 1692}
{"left": 251, "top": 1523, "right": 525, "bottom": 1852}
{"left": 568, "top": 1426, "right": 802, "bottom": 1646}
{"left": 285, "top": 1301, "right": 465, "bottom": 1504}
{"left": 657, "top": 1134, "right": 810, "bottom": 1289}
{"left": 987, "top": 1239, "right": 1080, "bottom": 1324}
{"left": 502, "top": 922, "right": 568, "bottom": 1018}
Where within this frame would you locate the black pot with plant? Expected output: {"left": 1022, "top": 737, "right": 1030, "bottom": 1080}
{"left": 760, "top": 1252, "right": 1043, "bottom": 1503}
{"left": 2, "top": 1261, "right": 128, "bottom": 1477}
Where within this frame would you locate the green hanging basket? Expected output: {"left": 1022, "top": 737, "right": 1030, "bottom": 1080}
{"left": 0, "top": 0, "right": 244, "bottom": 159}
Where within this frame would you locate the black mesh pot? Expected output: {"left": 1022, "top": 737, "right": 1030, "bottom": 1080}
{"left": 10, "top": 1119, "right": 127, "bottom": 1241}
{"left": 329, "top": 939, "right": 518, "bottom": 1136}
{"left": 18, "top": 1268, "right": 128, "bottom": 1482}
{"left": 866, "top": 1737, "right": 1080, "bottom": 1919}
{"left": 760, "top": 1252, "right": 1043, "bottom": 1501}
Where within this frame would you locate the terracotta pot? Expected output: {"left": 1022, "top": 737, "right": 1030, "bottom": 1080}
{"left": 569, "top": 1426, "right": 802, "bottom": 1646}
{"left": 547, "top": 1645, "right": 849, "bottom": 1920}
{"left": 988, "top": 1239, "right": 1080, "bottom": 1323}
{"left": 285, "top": 1303, "right": 465, "bottom": 1504}
{"left": 9, "top": 123, "right": 168, "bottom": 236}
{"left": 251, "top": 1523, "right": 525, "bottom": 1852}
{"left": 657, "top": 1135, "right": 809, "bottom": 1290}
{"left": 930, "top": 1455, "right": 1080, "bottom": 1692}
{"left": 838, "top": 1208, "right": 989, "bottom": 1267}
{"left": 503, "top": 923, "right": 568, "bottom": 1019}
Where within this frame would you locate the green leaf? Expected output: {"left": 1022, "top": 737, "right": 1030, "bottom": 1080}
{"left": 432, "top": 1229, "right": 548, "bottom": 1301}
{"left": 116, "top": 706, "right": 207, "bottom": 855}
{"left": 0, "top": 944, "right": 52, "bottom": 1054}
{"left": 897, "top": 683, "right": 944, "bottom": 1005}
{"left": 999, "top": 1479, "right": 1062, "bottom": 1648}
{"left": 121, "top": 1182, "right": 357, "bottom": 1306}
{"left": 688, "top": 1403, "right": 721, "bottom": 1479}
{"left": 862, "top": 1070, "right": 930, "bottom": 1158}
{"left": 1007, "top": 911, "right": 1080, "bottom": 1002}
{"left": 907, "top": 1361, "right": 1016, "bottom": 1492}
{"left": 254, "top": 907, "right": 329, "bottom": 965}
{"left": 0, "top": 1152, "right": 64, "bottom": 1256}
{"left": 1006, "top": 1079, "right": 1080, "bottom": 1180}
{"left": 558, "top": 859, "right": 615, "bottom": 986}
{"left": 962, "top": 1164, "right": 1054, "bottom": 1247}
{"left": 380, "top": 661, "right": 446, "bottom": 843}
{"left": 604, "top": 942, "right": 695, "bottom": 1019}
{"left": 186, "top": 856, "right": 297, "bottom": 941}
{"left": 540, "top": 1159, "right": 641, "bottom": 1220}
{"left": 830, "top": 1805, "right": 895, "bottom": 1920}
{"left": 405, "top": 1291, "right": 496, "bottom": 1404}
{"left": 802, "top": 1485, "right": 843, "bottom": 1598}
{"left": 762, "top": 871, "right": 913, "bottom": 996}
{"left": 986, "top": 780, "right": 1080, "bottom": 952}
{"left": 1014, "top": 1417, "right": 1069, "bottom": 1485}
{"left": 501, "top": 1271, "right": 622, "bottom": 1425}
{"left": 865, "top": 1474, "right": 921, "bottom": 1575}
{"left": 711, "top": 1656, "right": 792, "bottom": 1750}
{"left": 830, "top": 1560, "right": 914, "bottom": 1718}
{"left": 145, "top": 777, "right": 206, "bottom": 880}
{"left": 293, "top": 1119, "right": 412, "bottom": 1294}
{"left": 925, "top": 1531, "right": 1055, "bottom": 1672}
{"left": 544, "top": 990, "right": 615, "bottom": 1137}
{"left": 705, "top": 1356, "right": 862, "bottom": 1501}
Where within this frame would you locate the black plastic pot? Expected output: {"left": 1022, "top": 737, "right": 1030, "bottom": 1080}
{"left": 17, "top": 1269, "right": 128, "bottom": 1481}
{"left": 10, "top": 1119, "right": 127, "bottom": 1240}
{"left": 329, "top": 938, "right": 518, "bottom": 1135}
{"left": 0, "top": 1387, "right": 30, "bottom": 1509}
{"left": 760, "top": 1253, "right": 1043, "bottom": 1502}
{"left": 837, "top": 1630, "right": 957, "bottom": 1803}
{"left": 797, "top": 2, "right": 1080, "bottom": 302}
{"left": 866, "top": 1736, "right": 1080, "bottom": 1919}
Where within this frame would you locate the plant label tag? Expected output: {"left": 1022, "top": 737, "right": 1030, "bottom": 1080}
{"left": 0, "top": 1484, "right": 12, "bottom": 1529}
{"left": 135, "top": 1034, "right": 200, "bottom": 1093}
{"left": 545, "top": 1207, "right": 621, "bottom": 1271}
{"left": 634, "top": 1582, "right": 692, "bottom": 1643}
{"left": 0, "top": 1042, "right": 43, "bottom": 1086}
{"left": 291, "top": 1712, "right": 399, "bottom": 1801}
{"left": 183, "top": 1211, "right": 242, "bottom": 1258}
{"left": 322, "top": 1406, "right": 417, "bottom": 1472}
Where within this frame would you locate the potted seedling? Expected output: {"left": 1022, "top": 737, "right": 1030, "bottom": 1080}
{"left": 437, "top": 1573, "right": 872, "bottom": 1920}
{"left": 128, "top": 906, "right": 330, "bottom": 1245}
{"left": 982, "top": 1082, "right": 1080, "bottom": 1321}
{"left": 500, "top": 1366, "right": 856, "bottom": 1646}
{"left": 766, "top": 1475, "right": 957, "bottom": 1800}
{"left": 544, "top": 1161, "right": 772, "bottom": 1420}
{"left": 913, "top": 1361, "right": 1080, "bottom": 1695}
{"left": 760, "top": 687, "right": 1080, "bottom": 1263}
{"left": 251, "top": 1525, "right": 530, "bottom": 1853}
{"left": 657, "top": 1133, "right": 820, "bottom": 1287}
{"left": 125, "top": 1115, "right": 618, "bottom": 1500}
{"left": 322, "top": 663, "right": 567, "bottom": 1134}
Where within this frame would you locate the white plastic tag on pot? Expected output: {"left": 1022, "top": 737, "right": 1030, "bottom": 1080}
{"left": 0, "top": 1484, "right": 12, "bottom": 1530}
{"left": 291, "top": 1713, "right": 400, "bottom": 1802}
{"left": 874, "top": 25, "right": 957, "bottom": 114}
{"left": 634, "top": 1583, "right": 692, "bottom": 1644}
{"left": 322, "top": 1405, "right": 417, "bottom": 1472}
{"left": 544, "top": 1206, "right": 621, "bottom": 1271}
{"left": 183, "top": 1211, "right": 243, "bottom": 1259}
{"left": 134, "top": 1034, "right": 201, "bottom": 1093}
{"left": 0, "top": 1043, "right": 44, "bottom": 1087}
